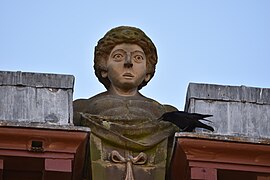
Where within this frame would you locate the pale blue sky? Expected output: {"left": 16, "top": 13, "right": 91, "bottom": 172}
{"left": 1, "top": 0, "right": 270, "bottom": 110}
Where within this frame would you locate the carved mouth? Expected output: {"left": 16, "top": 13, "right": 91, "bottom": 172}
{"left": 123, "top": 73, "right": 134, "bottom": 78}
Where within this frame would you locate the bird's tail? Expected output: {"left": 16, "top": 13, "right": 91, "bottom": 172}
{"left": 191, "top": 113, "right": 213, "bottom": 121}
{"left": 197, "top": 121, "right": 214, "bottom": 132}
{"left": 200, "top": 118, "right": 213, "bottom": 123}
{"left": 200, "top": 114, "right": 213, "bottom": 118}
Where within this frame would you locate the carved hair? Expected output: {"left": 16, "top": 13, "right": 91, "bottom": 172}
{"left": 94, "top": 26, "right": 158, "bottom": 90}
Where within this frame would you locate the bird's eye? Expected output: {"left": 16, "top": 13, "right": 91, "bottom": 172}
{"left": 113, "top": 53, "right": 124, "bottom": 62}
{"left": 134, "top": 55, "right": 144, "bottom": 63}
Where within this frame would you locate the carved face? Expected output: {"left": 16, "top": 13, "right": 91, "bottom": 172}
{"left": 102, "top": 43, "right": 151, "bottom": 93}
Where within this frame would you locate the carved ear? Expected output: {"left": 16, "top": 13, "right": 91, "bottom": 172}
{"left": 144, "top": 74, "right": 151, "bottom": 82}
{"left": 101, "top": 71, "right": 108, "bottom": 78}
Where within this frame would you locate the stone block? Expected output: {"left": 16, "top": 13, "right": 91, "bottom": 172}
{"left": 185, "top": 83, "right": 270, "bottom": 138}
{"left": 0, "top": 71, "right": 74, "bottom": 125}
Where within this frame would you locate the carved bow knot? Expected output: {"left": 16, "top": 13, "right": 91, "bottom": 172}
{"left": 110, "top": 150, "right": 147, "bottom": 180}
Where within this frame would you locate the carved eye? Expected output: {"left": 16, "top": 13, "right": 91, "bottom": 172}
{"left": 134, "top": 55, "right": 144, "bottom": 63}
{"left": 113, "top": 53, "right": 124, "bottom": 61}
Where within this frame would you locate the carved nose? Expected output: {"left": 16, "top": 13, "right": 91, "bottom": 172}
{"left": 124, "top": 56, "right": 133, "bottom": 68}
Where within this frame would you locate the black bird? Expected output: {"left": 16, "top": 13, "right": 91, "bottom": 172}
{"left": 158, "top": 111, "right": 214, "bottom": 132}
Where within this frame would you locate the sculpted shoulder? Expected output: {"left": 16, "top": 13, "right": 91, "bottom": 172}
{"left": 73, "top": 92, "right": 111, "bottom": 114}
{"left": 73, "top": 92, "right": 177, "bottom": 120}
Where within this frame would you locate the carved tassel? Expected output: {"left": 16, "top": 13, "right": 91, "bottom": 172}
{"left": 125, "top": 160, "right": 134, "bottom": 180}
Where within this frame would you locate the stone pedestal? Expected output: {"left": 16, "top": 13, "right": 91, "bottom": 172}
{"left": 89, "top": 134, "right": 169, "bottom": 180}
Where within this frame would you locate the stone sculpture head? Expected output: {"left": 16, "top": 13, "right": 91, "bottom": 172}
{"left": 94, "top": 26, "right": 157, "bottom": 91}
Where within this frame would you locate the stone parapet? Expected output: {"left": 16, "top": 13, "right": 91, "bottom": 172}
{"left": 185, "top": 83, "right": 270, "bottom": 138}
{"left": 0, "top": 71, "right": 74, "bottom": 125}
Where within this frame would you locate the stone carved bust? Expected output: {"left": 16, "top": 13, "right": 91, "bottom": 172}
{"left": 74, "top": 26, "right": 176, "bottom": 120}
{"left": 73, "top": 26, "right": 178, "bottom": 180}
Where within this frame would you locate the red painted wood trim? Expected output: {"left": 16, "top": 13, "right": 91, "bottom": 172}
{"left": 189, "top": 161, "right": 270, "bottom": 173}
{"left": 0, "top": 160, "right": 3, "bottom": 169}
{"left": 0, "top": 159, "right": 3, "bottom": 180}
{"left": 45, "top": 159, "right": 72, "bottom": 172}
{"left": 171, "top": 135, "right": 270, "bottom": 179}
{"left": 191, "top": 167, "right": 217, "bottom": 180}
